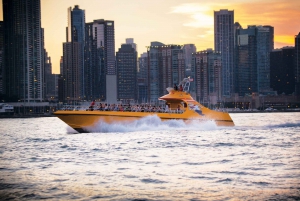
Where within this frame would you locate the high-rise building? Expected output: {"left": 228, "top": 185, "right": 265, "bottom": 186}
{"left": 235, "top": 26, "right": 257, "bottom": 96}
{"left": 182, "top": 44, "right": 196, "bottom": 77}
{"left": 270, "top": 47, "right": 295, "bottom": 95}
{"left": 44, "top": 51, "right": 56, "bottom": 101}
{"left": 295, "top": 33, "right": 300, "bottom": 95}
{"left": 62, "top": 5, "right": 85, "bottom": 103}
{"left": 84, "top": 19, "right": 116, "bottom": 102}
{"left": 147, "top": 42, "right": 164, "bottom": 102}
{"left": 91, "top": 19, "right": 116, "bottom": 103}
{"left": 58, "top": 56, "right": 64, "bottom": 102}
{"left": 116, "top": 44, "right": 137, "bottom": 101}
{"left": 138, "top": 53, "right": 148, "bottom": 103}
{"left": 125, "top": 38, "right": 137, "bottom": 51}
{"left": 3, "top": 0, "right": 43, "bottom": 102}
{"left": 192, "top": 49, "right": 222, "bottom": 103}
{"left": 84, "top": 22, "right": 105, "bottom": 101}
{"left": 214, "top": 9, "right": 234, "bottom": 97}
{"left": 256, "top": 25, "right": 273, "bottom": 93}
{"left": 147, "top": 42, "right": 185, "bottom": 102}
{"left": 0, "top": 21, "right": 3, "bottom": 95}
{"left": 235, "top": 25, "right": 274, "bottom": 95}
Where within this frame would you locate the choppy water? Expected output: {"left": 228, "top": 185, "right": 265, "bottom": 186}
{"left": 0, "top": 113, "right": 300, "bottom": 200}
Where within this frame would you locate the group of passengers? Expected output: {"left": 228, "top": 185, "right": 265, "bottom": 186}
{"left": 88, "top": 101, "right": 184, "bottom": 113}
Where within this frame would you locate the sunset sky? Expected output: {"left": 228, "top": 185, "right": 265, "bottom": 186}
{"left": 1, "top": 0, "right": 300, "bottom": 73}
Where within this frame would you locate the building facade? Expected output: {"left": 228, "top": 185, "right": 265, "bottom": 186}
{"left": 116, "top": 44, "right": 137, "bottom": 101}
{"left": 192, "top": 49, "right": 222, "bottom": 104}
{"left": 91, "top": 19, "right": 116, "bottom": 103}
{"left": 235, "top": 25, "right": 274, "bottom": 95}
{"left": 62, "top": 5, "right": 85, "bottom": 103}
{"left": 84, "top": 22, "right": 105, "bottom": 101}
{"left": 3, "top": 0, "right": 43, "bottom": 102}
{"left": 0, "top": 21, "right": 3, "bottom": 95}
{"left": 214, "top": 9, "right": 234, "bottom": 97}
{"left": 235, "top": 26, "right": 257, "bottom": 96}
{"left": 270, "top": 47, "right": 295, "bottom": 95}
{"left": 147, "top": 42, "right": 185, "bottom": 102}
{"left": 138, "top": 53, "right": 148, "bottom": 103}
{"left": 182, "top": 44, "right": 196, "bottom": 78}
{"left": 295, "top": 33, "right": 300, "bottom": 95}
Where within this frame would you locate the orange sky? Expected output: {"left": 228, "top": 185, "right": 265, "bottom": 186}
{"left": 1, "top": 0, "right": 299, "bottom": 74}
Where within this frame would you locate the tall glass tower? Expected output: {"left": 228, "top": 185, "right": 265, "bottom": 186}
{"left": 62, "top": 5, "right": 85, "bottom": 103}
{"left": 214, "top": 9, "right": 234, "bottom": 97}
{"left": 3, "top": 0, "right": 43, "bottom": 102}
{"left": 295, "top": 33, "right": 300, "bottom": 95}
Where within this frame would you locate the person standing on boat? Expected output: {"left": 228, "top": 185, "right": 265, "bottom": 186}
{"left": 90, "top": 100, "right": 95, "bottom": 111}
{"left": 165, "top": 104, "right": 169, "bottom": 112}
{"left": 174, "top": 84, "right": 178, "bottom": 91}
{"left": 179, "top": 85, "right": 183, "bottom": 91}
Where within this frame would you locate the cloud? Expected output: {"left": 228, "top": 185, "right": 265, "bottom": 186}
{"left": 171, "top": 3, "right": 213, "bottom": 28}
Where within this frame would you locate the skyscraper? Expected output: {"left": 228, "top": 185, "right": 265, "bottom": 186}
{"left": 85, "top": 19, "right": 116, "bottom": 102}
{"left": 62, "top": 5, "right": 85, "bottom": 103}
{"left": 270, "top": 47, "right": 295, "bottom": 95}
{"left": 116, "top": 44, "right": 137, "bottom": 101}
{"left": 0, "top": 21, "right": 3, "bottom": 95}
{"left": 235, "top": 26, "right": 257, "bottom": 96}
{"left": 295, "top": 33, "right": 300, "bottom": 95}
{"left": 182, "top": 44, "right": 196, "bottom": 78}
{"left": 256, "top": 26, "right": 273, "bottom": 93}
{"left": 147, "top": 42, "right": 164, "bottom": 102}
{"left": 192, "top": 49, "right": 222, "bottom": 103}
{"left": 138, "top": 53, "right": 148, "bottom": 103}
{"left": 235, "top": 25, "right": 274, "bottom": 95}
{"left": 214, "top": 9, "right": 234, "bottom": 97}
{"left": 3, "top": 0, "right": 43, "bottom": 102}
{"left": 147, "top": 42, "right": 185, "bottom": 102}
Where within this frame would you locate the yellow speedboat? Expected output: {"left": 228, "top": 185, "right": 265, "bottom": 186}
{"left": 55, "top": 78, "right": 234, "bottom": 133}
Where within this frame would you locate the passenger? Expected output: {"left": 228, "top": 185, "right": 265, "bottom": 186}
{"left": 177, "top": 104, "right": 181, "bottom": 113}
{"left": 104, "top": 104, "right": 109, "bottom": 111}
{"left": 165, "top": 104, "right": 169, "bottom": 112}
{"left": 119, "top": 104, "right": 124, "bottom": 112}
{"left": 179, "top": 85, "right": 183, "bottom": 91}
{"left": 174, "top": 84, "right": 178, "bottom": 91}
{"left": 90, "top": 100, "right": 95, "bottom": 111}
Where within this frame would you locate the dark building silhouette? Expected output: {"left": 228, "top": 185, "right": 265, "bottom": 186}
{"left": 270, "top": 47, "right": 295, "bottom": 95}
{"left": 138, "top": 53, "right": 148, "bottom": 103}
{"left": 3, "top": 0, "right": 44, "bottom": 102}
{"left": 84, "top": 19, "right": 116, "bottom": 102}
{"left": 295, "top": 33, "right": 300, "bottom": 95}
{"left": 84, "top": 22, "right": 105, "bottom": 101}
{"left": 147, "top": 42, "right": 185, "bottom": 102}
{"left": 214, "top": 9, "right": 234, "bottom": 97}
{"left": 116, "top": 44, "right": 137, "bottom": 101}
{"left": 62, "top": 5, "right": 85, "bottom": 103}
{"left": 0, "top": 21, "right": 3, "bottom": 95}
{"left": 191, "top": 49, "right": 222, "bottom": 103}
{"left": 235, "top": 25, "right": 274, "bottom": 96}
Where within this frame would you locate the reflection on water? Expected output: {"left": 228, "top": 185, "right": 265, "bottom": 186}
{"left": 0, "top": 113, "right": 300, "bottom": 200}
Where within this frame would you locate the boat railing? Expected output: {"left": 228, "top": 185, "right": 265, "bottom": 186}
{"left": 178, "top": 77, "right": 191, "bottom": 93}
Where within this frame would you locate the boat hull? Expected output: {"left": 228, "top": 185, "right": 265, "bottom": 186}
{"left": 55, "top": 109, "right": 234, "bottom": 133}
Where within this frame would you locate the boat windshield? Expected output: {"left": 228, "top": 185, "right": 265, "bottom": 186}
{"left": 178, "top": 77, "right": 191, "bottom": 92}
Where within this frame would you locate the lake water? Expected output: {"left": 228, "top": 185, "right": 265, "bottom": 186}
{"left": 0, "top": 113, "right": 300, "bottom": 200}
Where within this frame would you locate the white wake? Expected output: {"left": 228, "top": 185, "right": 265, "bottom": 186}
{"left": 85, "top": 115, "right": 218, "bottom": 133}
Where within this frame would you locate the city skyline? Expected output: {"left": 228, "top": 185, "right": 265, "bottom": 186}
{"left": 0, "top": 0, "right": 299, "bottom": 74}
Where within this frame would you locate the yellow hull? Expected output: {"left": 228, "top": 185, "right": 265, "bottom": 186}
{"left": 55, "top": 108, "right": 234, "bottom": 133}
